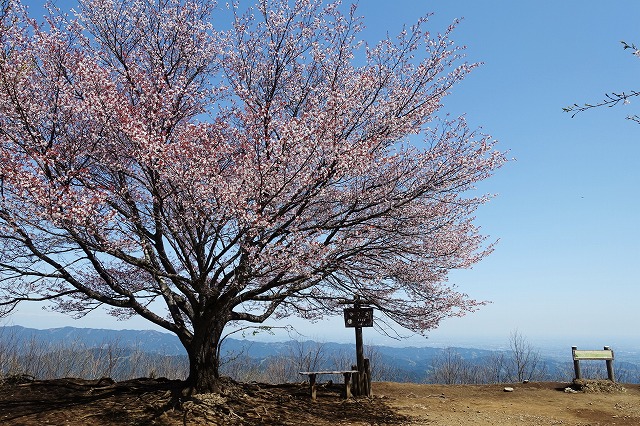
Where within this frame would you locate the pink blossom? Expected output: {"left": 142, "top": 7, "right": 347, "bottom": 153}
{"left": 0, "top": 0, "right": 505, "bottom": 391}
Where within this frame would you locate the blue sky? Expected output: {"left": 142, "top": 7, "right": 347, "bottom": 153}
{"left": 10, "top": 1, "right": 640, "bottom": 350}
{"left": 395, "top": 0, "right": 640, "bottom": 348}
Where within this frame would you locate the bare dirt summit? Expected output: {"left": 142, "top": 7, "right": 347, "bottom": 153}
{"left": 1, "top": 376, "right": 639, "bottom": 425}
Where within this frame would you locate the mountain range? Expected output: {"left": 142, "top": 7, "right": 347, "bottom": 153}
{"left": 2, "top": 325, "right": 639, "bottom": 383}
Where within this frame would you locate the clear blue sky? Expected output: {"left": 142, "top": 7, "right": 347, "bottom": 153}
{"left": 10, "top": 0, "right": 640, "bottom": 350}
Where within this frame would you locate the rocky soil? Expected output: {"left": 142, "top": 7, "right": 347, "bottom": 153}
{"left": 1, "top": 375, "right": 638, "bottom": 425}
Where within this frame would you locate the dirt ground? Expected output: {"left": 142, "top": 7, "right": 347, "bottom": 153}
{"left": 1, "top": 376, "right": 639, "bottom": 425}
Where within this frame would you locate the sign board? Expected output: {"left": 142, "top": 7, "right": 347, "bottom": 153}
{"left": 571, "top": 346, "right": 615, "bottom": 382}
{"left": 572, "top": 349, "right": 614, "bottom": 360}
{"left": 343, "top": 307, "right": 373, "bottom": 328}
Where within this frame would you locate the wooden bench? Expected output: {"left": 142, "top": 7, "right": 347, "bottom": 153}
{"left": 299, "top": 370, "right": 359, "bottom": 400}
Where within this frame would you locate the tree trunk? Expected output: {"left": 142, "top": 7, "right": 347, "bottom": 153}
{"left": 184, "top": 317, "right": 226, "bottom": 394}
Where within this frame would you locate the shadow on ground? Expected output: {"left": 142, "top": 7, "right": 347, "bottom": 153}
{"left": 0, "top": 376, "right": 408, "bottom": 425}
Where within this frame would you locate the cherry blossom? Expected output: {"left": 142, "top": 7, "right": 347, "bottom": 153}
{"left": 0, "top": 0, "right": 505, "bottom": 392}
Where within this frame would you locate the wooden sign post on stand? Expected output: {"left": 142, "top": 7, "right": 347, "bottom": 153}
{"left": 343, "top": 296, "right": 373, "bottom": 397}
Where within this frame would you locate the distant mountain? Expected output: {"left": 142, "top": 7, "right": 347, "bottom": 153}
{"left": 0, "top": 325, "right": 496, "bottom": 369}
{"left": 0, "top": 325, "right": 524, "bottom": 379}
{"left": 0, "top": 325, "right": 186, "bottom": 355}
{"left": 2, "top": 326, "right": 638, "bottom": 383}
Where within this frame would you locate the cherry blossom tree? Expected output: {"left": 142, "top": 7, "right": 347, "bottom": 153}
{"left": 0, "top": 0, "right": 505, "bottom": 392}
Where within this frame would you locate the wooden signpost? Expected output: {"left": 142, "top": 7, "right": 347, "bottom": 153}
{"left": 298, "top": 297, "right": 374, "bottom": 400}
{"left": 343, "top": 296, "right": 373, "bottom": 397}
